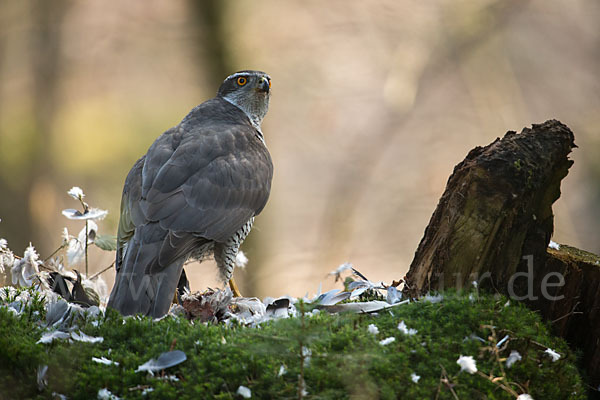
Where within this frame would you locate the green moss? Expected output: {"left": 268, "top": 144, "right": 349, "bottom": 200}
{"left": 550, "top": 244, "right": 600, "bottom": 266}
{"left": 513, "top": 159, "right": 523, "bottom": 170}
{"left": 0, "top": 291, "right": 586, "bottom": 399}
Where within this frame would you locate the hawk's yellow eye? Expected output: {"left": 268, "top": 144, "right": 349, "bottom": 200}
{"left": 237, "top": 77, "right": 247, "bottom": 86}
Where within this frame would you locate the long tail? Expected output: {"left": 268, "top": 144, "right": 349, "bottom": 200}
{"left": 107, "top": 224, "right": 185, "bottom": 318}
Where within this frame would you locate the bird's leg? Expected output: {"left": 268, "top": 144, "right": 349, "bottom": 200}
{"left": 216, "top": 219, "right": 254, "bottom": 298}
{"left": 215, "top": 243, "right": 243, "bottom": 297}
{"left": 229, "top": 278, "right": 242, "bottom": 297}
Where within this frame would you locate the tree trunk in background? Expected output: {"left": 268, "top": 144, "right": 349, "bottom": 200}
{"left": 402, "top": 119, "right": 600, "bottom": 388}
{"left": 315, "top": 0, "right": 530, "bottom": 274}
{"left": 0, "top": 0, "right": 69, "bottom": 256}
{"left": 187, "top": 0, "right": 232, "bottom": 85}
{"left": 0, "top": 2, "right": 7, "bottom": 286}
{"left": 28, "top": 0, "right": 70, "bottom": 253}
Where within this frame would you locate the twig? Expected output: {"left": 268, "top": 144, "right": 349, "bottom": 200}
{"left": 551, "top": 302, "right": 582, "bottom": 324}
{"left": 434, "top": 369, "right": 443, "bottom": 400}
{"left": 477, "top": 325, "right": 523, "bottom": 397}
{"left": 85, "top": 219, "right": 89, "bottom": 277}
{"left": 43, "top": 243, "right": 67, "bottom": 262}
{"left": 78, "top": 196, "right": 90, "bottom": 277}
{"left": 488, "top": 326, "right": 508, "bottom": 380}
{"left": 298, "top": 301, "right": 306, "bottom": 400}
{"left": 439, "top": 364, "right": 460, "bottom": 400}
{"left": 475, "top": 371, "right": 519, "bottom": 397}
{"left": 89, "top": 261, "right": 115, "bottom": 280}
{"left": 38, "top": 264, "right": 55, "bottom": 272}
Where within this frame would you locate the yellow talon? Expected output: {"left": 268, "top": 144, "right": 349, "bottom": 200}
{"left": 229, "top": 278, "right": 242, "bottom": 297}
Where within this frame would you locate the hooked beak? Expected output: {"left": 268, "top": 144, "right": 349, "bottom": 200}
{"left": 257, "top": 76, "right": 270, "bottom": 93}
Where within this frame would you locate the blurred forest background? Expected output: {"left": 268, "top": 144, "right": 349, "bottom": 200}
{"left": 0, "top": 0, "right": 598, "bottom": 298}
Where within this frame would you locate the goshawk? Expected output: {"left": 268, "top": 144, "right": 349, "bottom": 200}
{"left": 107, "top": 70, "right": 273, "bottom": 317}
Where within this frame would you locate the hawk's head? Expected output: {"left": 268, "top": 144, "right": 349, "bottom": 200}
{"left": 218, "top": 70, "right": 271, "bottom": 130}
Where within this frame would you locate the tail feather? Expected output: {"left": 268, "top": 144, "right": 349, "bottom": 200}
{"left": 108, "top": 226, "right": 185, "bottom": 318}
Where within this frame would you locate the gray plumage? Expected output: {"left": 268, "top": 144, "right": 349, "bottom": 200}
{"left": 108, "top": 71, "right": 273, "bottom": 317}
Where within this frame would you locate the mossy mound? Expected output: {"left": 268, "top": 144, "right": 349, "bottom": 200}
{"left": 0, "top": 290, "right": 585, "bottom": 399}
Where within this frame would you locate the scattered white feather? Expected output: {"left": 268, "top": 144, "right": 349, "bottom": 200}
{"left": 235, "top": 251, "right": 249, "bottom": 269}
{"left": 423, "top": 294, "right": 443, "bottom": 303}
{"left": 379, "top": 337, "right": 396, "bottom": 346}
{"left": 0, "top": 286, "right": 17, "bottom": 302}
{"left": 62, "top": 208, "right": 108, "bottom": 221}
{"left": 71, "top": 330, "right": 104, "bottom": 344}
{"left": 0, "top": 240, "right": 15, "bottom": 274}
{"left": 15, "top": 290, "right": 32, "bottom": 304}
{"left": 62, "top": 227, "right": 70, "bottom": 243}
{"left": 410, "top": 372, "right": 420, "bottom": 383}
{"left": 456, "top": 355, "right": 477, "bottom": 374}
{"left": 92, "top": 356, "right": 119, "bottom": 366}
{"left": 141, "top": 387, "right": 154, "bottom": 396}
{"left": 386, "top": 286, "right": 403, "bottom": 304}
{"left": 66, "top": 221, "right": 98, "bottom": 266}
{"left": 367, "top": 324, "right": 379, "bottom": 335}
{"left": 37, "top": 365, "right": 48, "bottom": 390}
{"left": 348, "top": 278, "right": 384, "bottom": 298}
{"left": 37, "top": 330, "right": 70, "bottom": 344}
{"left": 5, "top": 307, "right": 18, "bottom": 316}
{"left": 516, "top": 394, "right": 534, "bottom": 400}
{"left": 135, "top": 350, "right": 187, "bottom": 374}
{"left": 302, "top": 346, "right": 312, "bottom": 366}
{"left": 97, "top": 388, "right": 120, "bottom": 400}
{"left": 298, "top": 375, "right": 308, "bottom": 396}
{"left": 548, "top": 241, "right": 560, "bottom": 250}
{"left": 313, "top": 289, "right": 351, "bottom": 306}
{"left": 496, "top": 335, "right": 509, "bottom": 347}
{"left": 236, "top": 385, "right": 252, "bottom": 398}
{"left": 544, "top": 348, "right": 561, "bottom": 362}
{"left": 462, "top": 333, "right": 486, "bottom": 343}
{"left": 155, "top": 375, "right": 179, "bottom": 382}
{"left": 327, "top": 262, "right": 353, "bottom": 281}
{"left": 397, "top": 320, "right": 418, "bottom": 335}
{"left": 506, "top": 350, "right": 522, "bottom": 368}
{"left": 278, "top": 365, "right": 287, "bottom": 377}
{"left": 11, "top": 244, "right": 41, "bottom": 287}
{"left": 472, "top": 281, "right": 478, "bottom": 288}
{"left": 68, "top": 186, "right": 85, "bottom": 200}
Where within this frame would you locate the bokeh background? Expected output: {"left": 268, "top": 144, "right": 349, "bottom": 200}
{"left": 0, "top": 0, "right": 598, "bottom": 298}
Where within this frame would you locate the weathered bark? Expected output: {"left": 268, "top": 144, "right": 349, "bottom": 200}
{"left": 540, "top": 245, "right": 600, "bottom": 386}
{"left": 403, "top": 119, "right": 600, "bottom": 386}
{"left": 404, "top": 120, "right": 575, "bottom": 294}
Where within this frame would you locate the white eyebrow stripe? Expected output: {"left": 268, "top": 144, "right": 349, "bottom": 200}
{"left": 225, "top": 71, "right": 271, "bottom": 81}
{"left": 225, "top": 72, "right": 250, "bottom": 80}
{"left": 226, "top": 72, "right": 246, "bottom": 80}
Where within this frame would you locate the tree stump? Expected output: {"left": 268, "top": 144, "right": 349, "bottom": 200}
{"left": 541, "top": 245, "right": 600, "bottom": 388}
{"left": 403, "top": 120, "right": 600, "bottom": 388}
